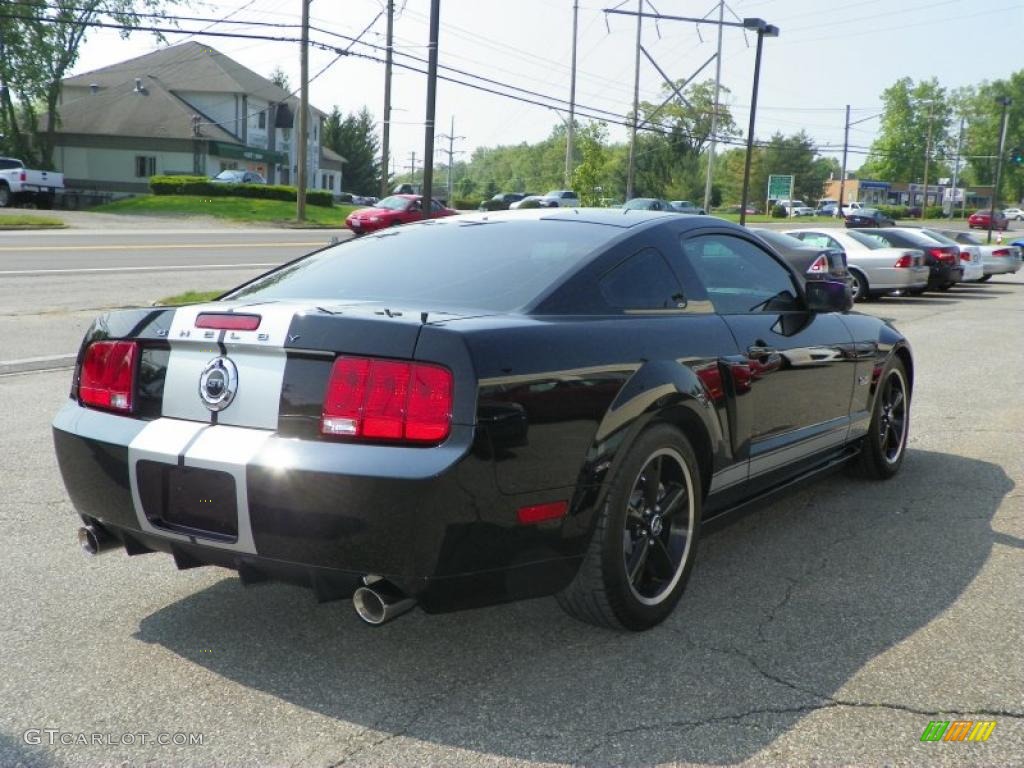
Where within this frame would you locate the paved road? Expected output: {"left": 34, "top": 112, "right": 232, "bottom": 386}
{"left": 0, "top": 230, "right": 344, "bottom": 365}
{"left": 0, "top": 273, "right": 1021, "bottom": 766}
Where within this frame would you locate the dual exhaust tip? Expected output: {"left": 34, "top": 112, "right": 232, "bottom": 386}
{"left": 76, "top": 525, "right": 414, "bottom": 626}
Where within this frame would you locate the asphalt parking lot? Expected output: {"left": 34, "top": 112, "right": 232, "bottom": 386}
{"left": 1, "top": 257, "right": 1022, "bottom": 767}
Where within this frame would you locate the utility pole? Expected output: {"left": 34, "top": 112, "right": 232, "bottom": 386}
{"left": 420, "top": 0, "right": 440, "bottom": 217}
{"left": 702, "top": 0, "right": 724, "bottom": 213}
{"left": 920, "top": 104, "right": 933, "bottom": 219}
{"left": 838, "top": 104, "right": 850, "bottom": 217}
{"left": 565, "top": 0, "right": 579, "bottom": 187}
{"left": 437, "top": 115, "right": 464, "bottom": 203}
{"left": 950, "top": 115, "right": 964, "bottom": 219}
{"left": 380, "top": 0, "right": 394, "bottom": 198}
{"left": 625, "top": 0, "right": 642, "bottom": 200}
{"left": 407, "top": 150, "right": 417, "bottom": 183}
{"left": 296, "top": 0, "right": 310, "bottom": 221}
{"left": 988, "top": 96, "right": 1012, "bottom": 243}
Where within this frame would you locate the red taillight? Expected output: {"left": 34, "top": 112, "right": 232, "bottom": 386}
{"left": 195, "top": 313, "right": 260, "bottom": 331}
{"left": 78, "top": 340, "right": 138, "bottom": 413}
{"left": 516, "top": 500, "right": 568, "bottom": 525}
{"left": 806, "top": 254, "right": 829, "bottom": 274}
{"left": 959, "top": 251, "right": 971, "bottom": 263}
{"left": 19, "top": 171, "right": 27, "bottom": 182}
{"left": 928, "top": 247, "right": 956, "bottom": 264}
{"left": 321, "top": 356, "right": 452, "bottom": 444}
{"left": 894, "top": 253, "right": 914, "bottom": 268}
{"left": 992, "top": 248, "right": 1011, "bottom": 257}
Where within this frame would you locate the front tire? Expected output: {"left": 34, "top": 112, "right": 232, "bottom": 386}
{"left": 557, "top": 424, "right": 702, "bottom": 631}
{"left": 854, "top": 358, "right": 910, "bottom": 480}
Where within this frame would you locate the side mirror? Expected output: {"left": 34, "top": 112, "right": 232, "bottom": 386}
{"left": 805, "top": 278, "right": 853, "bottom": 313}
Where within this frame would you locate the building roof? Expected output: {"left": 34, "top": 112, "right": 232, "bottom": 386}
{"left": 320, "top": 146, "right": 347, "bottom": 168}
{"left": 54, "top": 77, "right": 240, "bottom": 142}
{"left": 63, "top": 42, "right": 323, "bottom": 114}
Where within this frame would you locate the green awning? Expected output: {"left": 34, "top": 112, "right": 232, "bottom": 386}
{"left": 208, "top": 141, "right": 287, "bottom": 165}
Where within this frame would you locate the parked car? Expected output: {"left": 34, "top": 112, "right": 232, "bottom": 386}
{"left": 53, "top": 208, "right": 911, "bottom": 631}
{"left": 393, "top": 183, "right": 420, "bottom": 195}
{"left": 211, "top": 169, "right": 266, "bottom": 185}
{"left": 791, "top": 206, "right": 816, "bottom": 217}
{"left": 0, "top": 156, "right": 64, "bottom": 208}
{"left": 349, "top": 194, "right": 379, "bottom": 206}
{"left": 509, "top": 195, "right": 549, "bottom": 210}
{"left": 815, "top": 203, "right": 838, "bottom": 217}
{"left": 776, "top": 199, "right": 811, "bottom": 217}
{"left": 941, "top": 229, "right": 1023, "bottom": 280}
{"left": 968, "top": 209, "right": 1009, "bottom": 231}
{"left": 670, "top": 200, "right": 706, "bottom": 215}
{"left": 786, "top": 228, "right": 929, "bottom": 301}
{"left": 539, "top": 190, "right": 580, "bottom": 207}
{"left": 1001, "top": 207, "right": 1023, "bottom": 221}
{"left": 724, "top": 204, "right": 760, "bottom": 215}
{"left": 840, "top": 201, "right": 867, "bottom": 216}
{"left": 749, "top": 228, "right": 850, "bottom": 288}
{"left": 344, "top": 194, "right": 456, "bottom": 234}
{"left": 624, "top": 197, "right": 675, "bottom": 211}
{"left": 870, "top": 228, "right": 963, "bottom": 291}
{"left": 915, "top": 228, "right": 984, "bottom": 282}
{"left": 844, "top": 208, "right": 895, "bottom": 228}
{"left": 479, "top": 192, "right": 527, "bottom": 211}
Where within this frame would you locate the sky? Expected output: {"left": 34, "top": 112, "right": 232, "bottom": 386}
{"left": 68, "top": 0, "right": 1024, "bottom": 178}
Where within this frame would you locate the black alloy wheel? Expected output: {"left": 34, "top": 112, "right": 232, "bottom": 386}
{"left": 854, "top": 358, "right": 910, "bottom": 480}
{"left": 558, "top": 424, "right": 702, "bottom": 631}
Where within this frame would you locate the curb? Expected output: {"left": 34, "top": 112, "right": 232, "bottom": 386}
{"left": 0, "top": 354, "right": 77, "bottom": 376}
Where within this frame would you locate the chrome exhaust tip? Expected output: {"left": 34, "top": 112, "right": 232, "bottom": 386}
{"left": 352, "top": 581, "right": 415, "bottom": 626}
{"left": 77, "top": 523, "right": 116, "bottom": 556}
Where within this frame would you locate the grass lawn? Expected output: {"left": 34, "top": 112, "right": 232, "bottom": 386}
{"left": 155, "top": 290, "right": 224, "bottom": 306}
{"left": 0, "top": 213, "right": 66, "bottom": 229}
{"left": 94, "top": 195, "right": 358, "bottom": 227}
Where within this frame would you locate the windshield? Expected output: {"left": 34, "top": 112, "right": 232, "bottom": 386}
{"left": 374, "top": 195, "right": 412, "bottom": 211}
{"left": 225, "top": 219, "right": 613, "bottom": 312}
{"left": 214, "top": 170, "right": 244, "bottom": 181}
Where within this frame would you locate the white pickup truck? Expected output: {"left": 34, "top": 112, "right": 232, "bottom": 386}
{"left": 0, "top": 157, "right": 64, "bottom": 209}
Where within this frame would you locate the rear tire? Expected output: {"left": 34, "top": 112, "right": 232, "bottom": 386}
{"left": 853, "top": 357, "right": 910, "bottom": 481}
{"left": 907, "top": 287, "right": 926, "bottom": 296}
{"left": 849, "top": 269, "right": 868, "bottom": 302}
{"left": 557, "top": 424, "right": 702, "bottom": 631}
{"left": 0, "top": 183, "right": 10, "bottom": 208}
{"left": 938, "top": 282, "right": 953, "bottom": 291}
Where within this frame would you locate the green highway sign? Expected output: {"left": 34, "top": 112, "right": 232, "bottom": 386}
{"left": 767, "top": 174, "right": 793, "bottom": 200}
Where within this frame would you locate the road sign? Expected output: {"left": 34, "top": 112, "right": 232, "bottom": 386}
{"left": 767, "top": 174, "right": 794, "bottom": 201}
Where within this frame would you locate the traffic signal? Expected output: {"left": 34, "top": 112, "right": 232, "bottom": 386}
{"left": 1012, "top": 146, "right": 1024, "bottom": 165}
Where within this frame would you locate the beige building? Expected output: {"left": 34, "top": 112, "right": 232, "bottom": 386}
{"left": 54, "top": 43, "right": 344, "bottom": 195}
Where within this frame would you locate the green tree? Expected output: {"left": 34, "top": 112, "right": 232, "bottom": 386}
{"left": 323, "top": 106, "right": 381, "bottom": 194}
{"left": 571, "top": 122, "right": 608, "bottom": 206}
{"left": 858, "top": 77, "right": 952, "bottom": 183}
{"left": 959, "top": 72, "right": 1024, "bottom": 204}
{"left": 268, "top": 66, "right": 291, "bottom": 93}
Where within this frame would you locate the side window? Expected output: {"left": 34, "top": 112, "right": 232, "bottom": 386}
{"left": 599, "top": 248, "right": 685, "bottom": 311}
{"left": 677, "top": 234, "right": 800, "bottom": 314}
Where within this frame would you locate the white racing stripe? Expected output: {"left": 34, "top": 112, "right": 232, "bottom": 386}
{"left": 128, "top": 418, "right": 274, "bottom": 554}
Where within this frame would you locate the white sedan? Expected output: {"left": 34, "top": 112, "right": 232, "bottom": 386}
{"left": 1004, "top": 207, "right": 1024, "bottom": 221}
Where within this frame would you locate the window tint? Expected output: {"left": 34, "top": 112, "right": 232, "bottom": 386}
{"left": 846, "top": 230, "right": 884, "bottom": 249}
{"left": 794, "top": 232, "right": 840, "bottom": 250}
{"left": 677, "top": 234, "right": 800, "bottom": 314}
{"left": 226, "top": 220, "right": 612, "bottom": 312}
{"left": 599, "top": 249, "right": 684, "bottom": 311}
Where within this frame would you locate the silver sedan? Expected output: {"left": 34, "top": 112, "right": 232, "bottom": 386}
{"left": 938, "top": 229, "right": 1022, "bottom": 280}
{"left": 785, "top": 228, "right": 929, "bottom": 301}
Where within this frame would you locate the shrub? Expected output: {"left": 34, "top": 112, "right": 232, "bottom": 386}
{"left": 149, "top": 175, "right": 333, "bottom": 207}
{"left": 771, "top": 204, "right": 788, "bottom": 218}
{"left": 455, "top": 199, "right": 485, "bottom": 210}
{"left": 924, "top": 205, "right": 944, "bottom": 220}
{"left": 877, "top": 205, "right": 907, "bottom": 220}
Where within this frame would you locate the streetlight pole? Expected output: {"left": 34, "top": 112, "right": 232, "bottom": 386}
{"left": 702, "top": 0, "right": 724, "bottom": 213}
{"left": 739, "top": 19, "right": 779, "bottom": 227}
{"left": 420, "top": 0, "right": 441, "bottom": 219}
{"left": 988, "top": 95, "right": 1012, "bottom": 243}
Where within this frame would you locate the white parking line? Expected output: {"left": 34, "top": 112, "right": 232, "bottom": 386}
{"left": 0, "top": 242, "right": 323, "bottom": 252}
{"left": 0, "top": 263, "right": 278, "bottom": 276}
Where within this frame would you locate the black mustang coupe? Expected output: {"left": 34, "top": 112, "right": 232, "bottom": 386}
{"left": 53, "top": 210, "right": 913, "bottom": 631}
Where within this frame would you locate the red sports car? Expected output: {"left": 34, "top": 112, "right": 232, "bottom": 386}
{"left": 967, "top": 209, "right": 1009, "bottom": 231}
{"left": 345, "top": 194, "right": 457, "bottom": 234}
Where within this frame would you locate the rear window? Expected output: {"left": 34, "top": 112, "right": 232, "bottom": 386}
{"left": 846, "top": 230, "right": 884, "bottom": 249}
{"left": 225, "top": 219, "right": 612, "bottom": 312}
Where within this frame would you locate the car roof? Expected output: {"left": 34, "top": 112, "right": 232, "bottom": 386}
{"left": 437, "top": 207, "right": 731, "bottom": 231}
